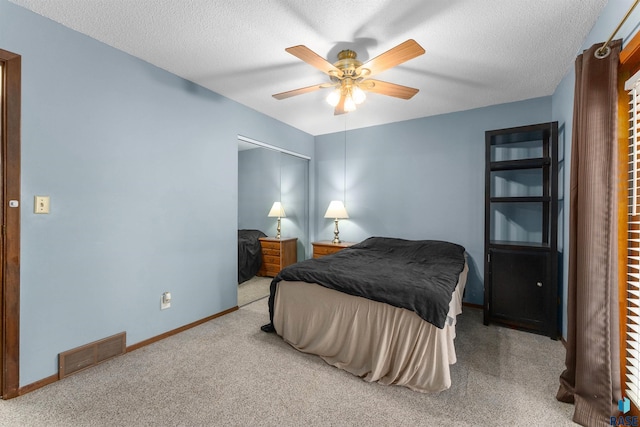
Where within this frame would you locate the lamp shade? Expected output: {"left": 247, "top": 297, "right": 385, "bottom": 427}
{"left": 324, "top": 200, "right": 349, "bottom": 219}
{"left": 268, "top": 202, "right": 286, "bottom": 218}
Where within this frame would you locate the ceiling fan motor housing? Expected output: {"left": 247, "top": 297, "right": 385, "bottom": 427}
{"left": 331, "top": 49, "right": 363, "bottom": 81}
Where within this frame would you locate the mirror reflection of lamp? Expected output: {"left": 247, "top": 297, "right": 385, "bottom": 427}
{"left": 268, "top": 202, "right": 286, "bottom": 239}
{"left": 324, "top": 200, "right": 349, "bottom": 244}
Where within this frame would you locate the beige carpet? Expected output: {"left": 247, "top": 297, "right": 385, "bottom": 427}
{"left": 0, "top": 300, "right": 576, "bottom": 426}
{"left": 238, "top": 275, "right": 271, "bottom": 306}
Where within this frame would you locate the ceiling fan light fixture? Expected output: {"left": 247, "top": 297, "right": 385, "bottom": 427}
{"left": 352, "top": 86, "right": 366, "bottom": 104}
{"left": 274, "top": 40, "right": 425, "bottom": 115}
{"left": 344, "top": 95, "right": 356, "bottom": 112}
{"left": 326, "top": 88, "right": 341, "bottom": 107}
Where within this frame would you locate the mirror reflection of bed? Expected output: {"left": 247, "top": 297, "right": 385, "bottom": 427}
{"left": 237, "top": 229, "right": 271, "bottom": 306}
{"left": 237, "top": 136, "right": 309, "bottom": 307}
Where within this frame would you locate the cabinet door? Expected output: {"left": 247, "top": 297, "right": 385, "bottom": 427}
{"left": 489, "top": 249, "right": 549, "bottom": 330}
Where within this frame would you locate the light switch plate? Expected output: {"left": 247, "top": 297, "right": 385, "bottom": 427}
{"left": 34, "top": 196, "right": 50, "bottom": 214}
{"left": 161, "top": 292, "right": 171, "bottom": 310}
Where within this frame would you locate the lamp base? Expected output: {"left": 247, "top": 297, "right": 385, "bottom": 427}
{"left": 332, "top": 219, "right": 341, "bottom": 244}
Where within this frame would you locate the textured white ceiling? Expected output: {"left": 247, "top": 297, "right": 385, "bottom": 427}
{"left": 10, "top": 0, "right": 607, "bottom": 135}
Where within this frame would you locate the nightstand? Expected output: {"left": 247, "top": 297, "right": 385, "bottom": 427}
{"left": 257, "top": 237, "right": 298, "bottom": 277}
{"left": 312, "top": 241, "right": 355, "bottom": 258}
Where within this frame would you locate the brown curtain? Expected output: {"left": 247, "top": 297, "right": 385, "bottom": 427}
{"left": 557, "top": 40, "right": 622, "bottom": 426}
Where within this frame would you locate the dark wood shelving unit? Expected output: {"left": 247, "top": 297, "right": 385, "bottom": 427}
{"left": 484, "top": 122, "right": 559, "bottom": 339}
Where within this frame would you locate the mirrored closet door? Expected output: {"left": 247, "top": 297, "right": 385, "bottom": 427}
{"left": 237, "top": 136, "right": 309, "bottom": 307}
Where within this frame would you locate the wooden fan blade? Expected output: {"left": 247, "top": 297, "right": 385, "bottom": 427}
{"left": 360, "top": 79, "right": 419, "bottom": 99}
{"left": 356, "top": 39, "right": 425, "bottom": 78}
{"left": 285, "top": 45, "right": 343, "bottom": 77}
{"left": 334, "top": 95, "right": 347, "bottom": 115}
{"left": 272, "top": 83, "right": 327, "bottom": 100}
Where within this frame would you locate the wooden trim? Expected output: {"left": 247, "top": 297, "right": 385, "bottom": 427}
{"left": 618, "top": 61, "right": 633, "bottom": 414}
{"left": 18, "top": 374, "right": 58, "bottom": 396}
{"left": 126, "top": 306, "right": 238, "bottom": 353}
{"left": 462, "top": 301, "right": 483, "bottom": 310}
{"left": 15, "top": 306, "right": 239, "bottom": 396}
{"left": 619, "top": 31, "right": 640, "bottom": 417}
{"left": 621, "top": 31, "right": 640, "bottom": 65}
{"left": 560, "top": 336, "right": 567, "bottom": 348}
{"left": 0, "top": 48, "right": 21, "bottom": 400}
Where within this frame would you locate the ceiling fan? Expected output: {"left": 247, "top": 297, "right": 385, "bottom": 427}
{"left": 272, "top": 39, "right": 425, "bottom": 115}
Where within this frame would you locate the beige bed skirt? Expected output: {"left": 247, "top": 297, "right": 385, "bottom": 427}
{"left": 273, "top": 262, "right": 469, "bottom": 392}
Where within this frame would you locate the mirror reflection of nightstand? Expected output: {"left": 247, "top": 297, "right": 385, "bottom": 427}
{"left": 257, "top": 237, "right": 298, "bottom": 277}
{"left": 312, "top": 241, "right": 355, "bottom": 258}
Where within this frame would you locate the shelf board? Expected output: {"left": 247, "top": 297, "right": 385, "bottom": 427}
{"left": 490, "top": 157, "right": 550, "bottom": 171}
{"left": 489, "top": 240, "right": 551, "bottom": 250}
{"left": 487, "top": 125, "right": 551, "bottom": 145}
{"left": 490, "top": 196, "right": 550, "bottom": 203}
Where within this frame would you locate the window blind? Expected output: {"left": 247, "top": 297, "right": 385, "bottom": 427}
{"left": 625, "top": 69, "right": 640, "bottom": 406}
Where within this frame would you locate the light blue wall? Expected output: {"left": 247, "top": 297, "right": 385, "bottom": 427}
{"left": 238, "top": 148, "right": 281, "bottom": 233}
{"left": 551, "top": 0, "right": 640, "bottom": 338}
{"left": 0, "top": 0, "right": 313, "bottom": 386}
{"left": 280, "top": 153, "right": 311, "bottom": 260}
{"left": 6, "top": 0, "right": 638, "bottom": 387}
{"left": 314, "top": 97, "right": 552, "bottom": 305}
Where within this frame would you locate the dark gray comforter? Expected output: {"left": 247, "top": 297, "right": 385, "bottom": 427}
{"left": 238, "top": 229, "right": 266, "bottom": 284}
{"left": 268, "top": 236, "right": 466, "bottom": 329}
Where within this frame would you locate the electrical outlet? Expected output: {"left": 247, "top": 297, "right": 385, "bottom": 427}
{"left": 161, "top": 292, "right": 171, "bottom": 310}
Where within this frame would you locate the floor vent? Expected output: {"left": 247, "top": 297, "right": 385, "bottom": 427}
{"left": 59, "top": 332, "right": 126, "bottom": 379}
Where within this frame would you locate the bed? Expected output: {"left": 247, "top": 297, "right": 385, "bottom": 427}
{"left": 238, "top": 229, "right": 266, "bottom": 284}
{"left": 265, "top": 236, "right": 468, "bottom": 392}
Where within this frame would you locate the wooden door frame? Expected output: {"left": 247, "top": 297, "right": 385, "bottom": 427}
{"left": 0, "top": 48, "right": 21, "bottom": 399}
